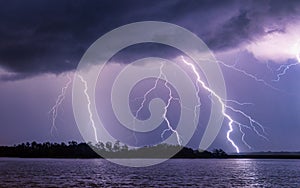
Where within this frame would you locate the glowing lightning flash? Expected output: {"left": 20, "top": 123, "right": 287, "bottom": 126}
{"left": 273, "top": 41, "right": 300, "bottom": 82}
{"left": 180, "top": 56, "right": 268, "bottom": 153}
{"left": 160, "top": 67, "right": 182, "bottom": 145}
{"left": 77, "top": 75, "right": 99, "bottom": 143}
{"left": 273, "top": 62, "right": 300, "bottom": 82}
{"left": 50, "top": 74, "right": 72, "bottom": 135}
{"left": 216, "top": 60, "right": 281, "bottom": 91}
{"left": 134, "top": 63, "right": 182, "bottom": 145}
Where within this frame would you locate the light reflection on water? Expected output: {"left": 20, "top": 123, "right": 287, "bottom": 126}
{"left": 0, "top": 158, "right": 299, "bottom": 187}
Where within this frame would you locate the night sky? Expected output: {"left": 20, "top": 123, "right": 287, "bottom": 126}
{"left": 1, "top": 0, "right": 300, "bottom": 153}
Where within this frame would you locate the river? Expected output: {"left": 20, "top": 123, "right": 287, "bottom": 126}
{"left": 0, "top": 158, "right": 299, "bottom": 187}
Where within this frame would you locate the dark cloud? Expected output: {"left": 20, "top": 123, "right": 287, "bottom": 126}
{"left": 206, "top": 10, "right": 253, "bottom": 50}
{"left": 1, "top": 0, "right": 300, "bottom": 80}
{"left": 202, "top": 0, "right": 300, "bottom": 50}
{"left": 0, "top": 0, "right": 178, "bottom": 78}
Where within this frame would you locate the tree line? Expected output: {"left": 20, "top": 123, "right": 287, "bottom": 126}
{"left": 0, "top": 141, "right": 228, "bottom": 158}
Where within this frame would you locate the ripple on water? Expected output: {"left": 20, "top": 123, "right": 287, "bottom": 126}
{"left": 0, "top": 158, "right": 299, "bottom": 187}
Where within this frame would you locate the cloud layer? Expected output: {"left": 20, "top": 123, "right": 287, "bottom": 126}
{"left": 1, "top": 0, "right": 300, "bottom": 80}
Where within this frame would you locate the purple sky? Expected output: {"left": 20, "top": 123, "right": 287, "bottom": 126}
{"left": 0, "top": 0, "right": 300, "bottom": 152}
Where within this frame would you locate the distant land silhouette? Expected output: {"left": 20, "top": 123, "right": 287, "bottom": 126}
{"left": 0, "top": 141, "right": 299, "bottom": 159}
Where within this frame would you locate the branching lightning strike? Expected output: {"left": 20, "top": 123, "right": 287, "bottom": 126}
{"left": 160, "top": 66, "right": 182, "bottom": 145}
{"left": 134, "top": 63, "right": 182, "bottom": 145}
{"left": 273, "top": 41, "right": 300, "bottom": 82}
{"left": 180, "top": 56, "right": 268, "bottom": 153}
{"left": 53, "top": 56, "right": 274, "bottom": 151}
{"left": 51, "top": 56, "right": 269, "bottom": 153}
{"left": 50, "top": 74, "right": 72, "bottom": 135}
{"left": 273, "top": 62, "right": 299, "bottom": 82}
{"left": 216, "top": 60, "right": 281, "bottom": 91}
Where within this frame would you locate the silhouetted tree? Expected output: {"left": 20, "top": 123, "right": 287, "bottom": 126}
{"left": 105, "top": 141, "right": 112, "bottom": 151}
{"left": 212, "top": 149, "right": 228, "bottom": 158}
{"left": 96, "top": 142, "right": 105, "bottom": 150}
{"left": 68, "top": 141, "right": 78, "bottom": 146}
{"left": 113, "top": 141, "right": 120, "bottom": 152}
{"left": 121, "top": 144, "right": 129, "bottom": 152}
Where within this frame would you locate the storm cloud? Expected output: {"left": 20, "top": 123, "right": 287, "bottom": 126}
{"left": 1, "top": 0, "right": 300, "bottom": 79}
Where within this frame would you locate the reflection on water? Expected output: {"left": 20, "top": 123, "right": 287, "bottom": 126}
{"left": 0, "top": 158, "right": 299, "bottom": 187}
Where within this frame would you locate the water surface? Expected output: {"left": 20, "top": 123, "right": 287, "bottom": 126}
{"left": 0, "top": 158, "right": 299, "bottom": 187}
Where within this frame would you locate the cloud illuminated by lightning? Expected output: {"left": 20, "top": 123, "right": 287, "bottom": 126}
{"left": 49, "top": 74, "right": 72, "bottom": 135}
{"left": 180, "top": 56, "right": 268, "bottom": 153}
{"left": 272, "top": 41, "right": 300, "bottom": 82}
{"left": 77, "top": 74, "right": 99, "bottom": 143}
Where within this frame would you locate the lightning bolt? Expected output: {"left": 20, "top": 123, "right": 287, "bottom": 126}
{"left": 131, "top": 67, "right": 163, "bottom": 145}
{"left": 224, "top": 99, "right": 253, "bottom": 106}
{"left": 226, "top": 106, "right": 268, "bottom": 141}
{"left": 238, "top": 124, "right": 252, "bottom": 149}
{"left": 273, "top": 41, "right": 300, "bottom": 82}
{"left": 77, "top": 74, "right": 99, "bottom": 143}
{"left": 180, "top": 56, "right": 268, "bottom": 153}
{"left": 133, "top": 63, "right": 182, "bottom": 145}
{"left": 196, "top": 55, "right": 282, "bottom": 93}
{"left": 272, "top": 62, "right": 299, "bottom": 82}
{"left": 216, "top": 59, "right": 280, "bottom": 91}
{"left": 160, "top": 67, "right": 182, "bottom": 145}
{"left": 49, "top": 74, "right": 72, "bottom": 135}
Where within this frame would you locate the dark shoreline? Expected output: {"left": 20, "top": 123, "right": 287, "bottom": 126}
{"left": 1, "top": 155, "right": 300, "bottom": 160}
{"left": 1, "top": 141, "right": 300, "bottom": 159}
{"left": 1, "top": 156, "right": 300, "bottom": 159}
